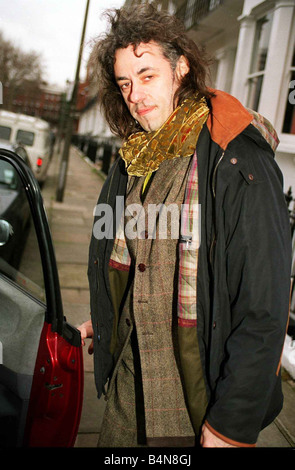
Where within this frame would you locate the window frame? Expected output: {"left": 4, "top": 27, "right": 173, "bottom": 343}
{"left": 246, "top": 10, "right": 274, "bottom": 111}
{"left": 276, "top": 12, "right": 295, "bottom": 144}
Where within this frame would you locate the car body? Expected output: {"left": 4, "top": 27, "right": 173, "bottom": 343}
{"left": 0, "top": 140, "right": 32, "bottom": 169}
{"left": 0, "top": 111, "right": 52, "bottom": 184}
{"left": 0, "top": 148, "right": 83, "bottom": 447}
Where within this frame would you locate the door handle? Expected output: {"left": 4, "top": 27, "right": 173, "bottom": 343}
{"left": 45, "top": 382, "right": 63, "bottom": 391}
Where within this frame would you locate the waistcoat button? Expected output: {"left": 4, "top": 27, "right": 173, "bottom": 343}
{"left": 138, "top": 263, "right": 146, "bottom": 272}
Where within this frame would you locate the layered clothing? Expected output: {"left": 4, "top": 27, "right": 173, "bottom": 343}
{"left": 88, "top": 90, "right": 291, "bottom": 446}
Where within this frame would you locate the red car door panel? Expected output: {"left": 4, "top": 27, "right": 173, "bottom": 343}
{"left": 24, "top": 322, "right": 83, "bottom": 447}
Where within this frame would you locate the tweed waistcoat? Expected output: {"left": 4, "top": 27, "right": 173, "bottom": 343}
{"left": 122, "top": 156, "right": 195, "bottom": 444}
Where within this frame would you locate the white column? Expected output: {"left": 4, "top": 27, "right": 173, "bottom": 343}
{"left": 258, "top": 0, "right": 295, "bottom": 123}
{"left": 230, "top": 14, "right": 256, "bottom": 104}
{"left": 215, "top": 48, "right": 236, "bottom": 93}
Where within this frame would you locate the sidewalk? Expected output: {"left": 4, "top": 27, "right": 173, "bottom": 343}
{"left": 42, "top": 146, "right": 107, "bottom": 447}
{"left": 41, "top": 146, "right": 295, "bottom": 448}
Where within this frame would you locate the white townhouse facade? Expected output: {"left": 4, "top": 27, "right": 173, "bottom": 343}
{"left": 167, "top": 0, "right": 295, "bottom": 192}
{"left": 78, "top": 97, "right": 116, "bottom": 147}
{"left": 229, "top": 0, "right": 295, "bottom": 192}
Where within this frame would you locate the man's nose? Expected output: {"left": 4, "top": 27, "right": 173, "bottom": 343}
{"left": 128, "top": 83, "right": 145, "bottom": 103}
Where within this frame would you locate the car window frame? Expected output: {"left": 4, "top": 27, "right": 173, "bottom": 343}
{"left": 16, "top": 129, "right": 35, "bottom": 147}
{"left": 0, "top": 148, "right": 63, "bottom": 335}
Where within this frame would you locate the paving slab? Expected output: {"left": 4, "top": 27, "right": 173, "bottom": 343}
{"left": 257, "top": 421, "right": 291, "bottom": 448}
{"left": 57, "top": 263, "right": 89, "bottom": 289}
{"left": 274, "top": 381, "right": 295, "bottom": 446}
{"left": 77, "top": 371, "right": 106, "bottom": 435}
{"left": 53, "top": 242, "right": 89, "bottom": 264}
{"left": 61, "top": 287, "right": 91, "bottom": 305}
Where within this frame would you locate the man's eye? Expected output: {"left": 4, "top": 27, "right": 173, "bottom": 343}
{"left": 143, "top": 76, "right": 153, "bottom": 81}
{"left": 121, "top": 82, "right": 130, "bottom": 90}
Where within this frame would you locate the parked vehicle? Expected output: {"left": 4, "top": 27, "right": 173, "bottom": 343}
{"left": 0, "top": 141, "right": 32, "bottom": 170}
{"left": 0, "top": 111, "right": 52, "bottom": 185}
{"left": 0, "top": 149, "right": 83, "bottom": 447}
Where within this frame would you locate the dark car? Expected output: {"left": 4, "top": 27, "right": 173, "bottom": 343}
{"left": 0, "top": 149, "right": 83, "bottom": 447}
{"left": 0, "top": 157, "right": 31, "bottom": 270}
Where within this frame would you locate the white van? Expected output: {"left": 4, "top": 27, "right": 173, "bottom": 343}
{"left": 0, "top": 110, "right": 52, "bottom": 185}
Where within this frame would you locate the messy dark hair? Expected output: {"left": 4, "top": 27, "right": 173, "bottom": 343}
{"left": 89, "top": 4, "right": 213, "bottom": 140}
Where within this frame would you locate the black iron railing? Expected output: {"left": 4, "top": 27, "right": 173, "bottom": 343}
{"left": 176, "top": 0, "right": 223, "bottom": 29}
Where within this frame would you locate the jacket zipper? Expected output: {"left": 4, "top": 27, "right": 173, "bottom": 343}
{"left": 96, "top": 160, "right": 119, "bottom": 357}
{"left": 212, "top": 151, "right": 225, "bottom": 198}
{"left": 210, "top": 151, "right": 225, "bottom": 264}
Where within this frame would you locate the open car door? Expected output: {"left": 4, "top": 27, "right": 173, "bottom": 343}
{"left": 0, "top": 149, "right": 83, "bottom": 447}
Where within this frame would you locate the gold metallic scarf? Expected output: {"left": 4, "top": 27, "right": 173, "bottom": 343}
{"left": 119, "top": 94, "right": 209, "bottom": 177}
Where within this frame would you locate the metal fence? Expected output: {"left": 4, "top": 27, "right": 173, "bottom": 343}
{"left": 176, "top": 0, "right": 223, "bottom": 29}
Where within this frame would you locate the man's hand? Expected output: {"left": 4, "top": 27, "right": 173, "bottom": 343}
{"left": 200, "top": 424, "right": 237, "bottom": 448}
{"left": 77, "top": 319, "right": 94, "bottom": 354}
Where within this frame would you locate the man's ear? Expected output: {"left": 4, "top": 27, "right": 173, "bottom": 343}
{"left": 175, "top": 55, "right": 190, "bottom": 81}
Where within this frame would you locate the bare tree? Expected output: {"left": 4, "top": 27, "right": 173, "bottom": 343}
{"left": 0, "top": 31, "right": 45, "bottom": 110}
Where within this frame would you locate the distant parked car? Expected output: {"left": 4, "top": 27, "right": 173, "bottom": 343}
{"left": 0, "top": 110, "right": 51, "bottom": 185}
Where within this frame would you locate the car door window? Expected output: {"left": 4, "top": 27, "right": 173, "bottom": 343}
{"left": 0, "top": 159, "right": 45, "bottom": 302}
{"left": 0, "top": 159, "right": 45, "bottom": 446}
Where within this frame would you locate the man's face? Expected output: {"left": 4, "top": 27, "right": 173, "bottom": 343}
{"left": 114, "top": 41, "right": 189, "bottom": 132}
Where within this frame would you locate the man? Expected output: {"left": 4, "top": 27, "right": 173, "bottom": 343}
{"left": 78, "top": 4, "right": 291, "bottom": 448}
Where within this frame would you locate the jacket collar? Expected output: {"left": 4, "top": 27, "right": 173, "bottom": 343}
{"left": 206, "top": 89, "right": 279, "bottom": 154}
{"left": 207, "top": 89, "right": 253, "bottom": 151}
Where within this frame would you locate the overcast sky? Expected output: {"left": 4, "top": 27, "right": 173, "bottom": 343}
{"left": 0, "top": 0, "right": 125, "bottom": 89}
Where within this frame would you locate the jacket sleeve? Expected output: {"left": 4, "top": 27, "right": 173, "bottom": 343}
{"left": 205, "top": 145, "right": 292, "bottom": 446}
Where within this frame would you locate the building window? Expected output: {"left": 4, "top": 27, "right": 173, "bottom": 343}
{"left": 209, "top": 0, "right": 221, "bottom": 10}
{"left": 184, "top": 0, "right": 222, "bottom": 29}
{"left": 247, "top": 11, "right": 273, "bottom": 111}
{"left": 168, "top": 0, "right": 175, "bottom": 14}
{"left": 282, "top": 43, "right": 295, "bottom": 135}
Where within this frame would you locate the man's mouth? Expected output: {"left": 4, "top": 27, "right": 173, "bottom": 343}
{"left": 136, "top": 106, "right": 156, "bottom": 117}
